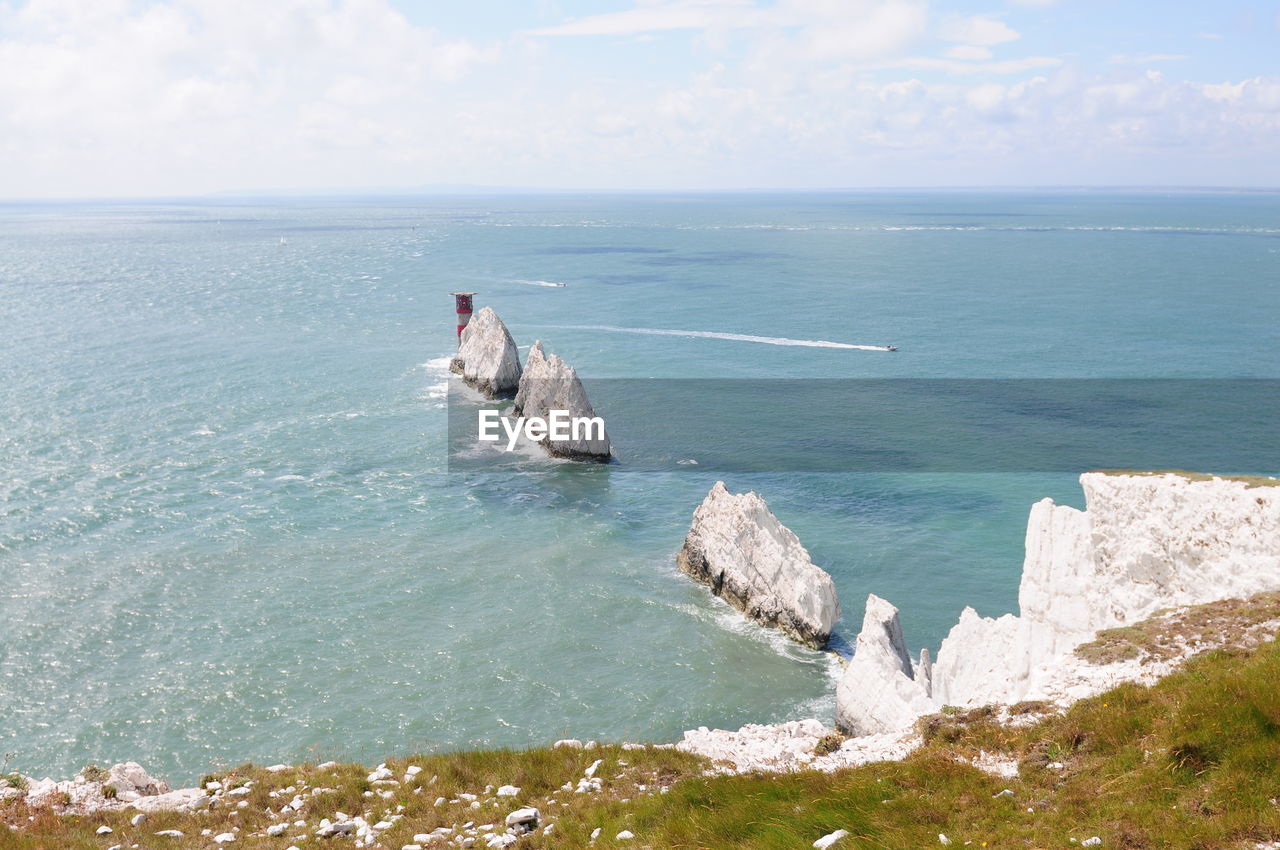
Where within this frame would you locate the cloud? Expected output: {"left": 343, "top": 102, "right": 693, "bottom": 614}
{"left": 0, "top": 0, "right": 1278, "bottom": 194}
{"left": 529, "top": 0, "right": 761, "bottom": 36}
{"left": 941, "top": 15, "right": 1020, "bottom": 46}
{"left": 946, "top": 45, "right": 994, "bottom": 61}
{"left": 889, "top": 55, "right": 1061, "bottom": 74}
{"left": 1109, "top": 53, "right": 1188, "bottom": 65}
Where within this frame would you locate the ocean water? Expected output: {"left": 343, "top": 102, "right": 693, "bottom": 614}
{"left": 1, "top": 192, "right": 1277, "bottom": 782}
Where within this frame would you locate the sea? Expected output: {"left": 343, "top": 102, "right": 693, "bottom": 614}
{"left": 2, "top": 191, "right": 1277, "bottom": 783}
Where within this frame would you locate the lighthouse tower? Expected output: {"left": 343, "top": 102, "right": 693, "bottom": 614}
{"left": 450, "top": 292, "right": 474, "bottom": 345}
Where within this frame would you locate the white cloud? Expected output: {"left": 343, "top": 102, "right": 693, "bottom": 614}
{"left": 946, "top": 45, "right": 993, "bottom": 60}
{"left": 889, "top": 55, "right": 1061, "bottom": 74}
{"left": 941, "top": 15, "right": 1020, "bottom": 46}
{"left": 0, "top": 0, "right": 1277, "bottom": 194}
{"left": 1109, "top": 53, "right": 1188, "bottom": 65}
{"left": 529, "top": 0, "right": 761, "bottom": 36}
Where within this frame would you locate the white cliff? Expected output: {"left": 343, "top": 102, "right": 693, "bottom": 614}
{"left": 838, "top": 471, "right": 1280, "bottom": 735}
{"left": 677, "top": 482, "right": 840, "bottom": 649}
{"left": 450, "top": 306, "right": 522, "bottom": 398}
{"left": 512, "top": 340, "right": 611, "bottom": 462}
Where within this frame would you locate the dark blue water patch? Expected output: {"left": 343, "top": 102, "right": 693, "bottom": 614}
{"left": 636, "top": 251, "right": 789, "bottom": 266}
{"left": 584, "top": 273, "right": 674, "bottom": 286}
{"left": 148, "top": 218, "right": 264, "bottom": 225}
{"left": 277, "top": 224, "right": 419, "bottom": 232}
{"left": 450, "top": 380, "right": 1280, "bottom": 475}
{"left": 902, "top": 212, "right": 1045, "bottom": 217}
{"left": 539, "top": 246, "right": 674, "bottom": 255}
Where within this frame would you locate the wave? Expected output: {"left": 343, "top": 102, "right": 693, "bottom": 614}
{"left": 541, "top": 324, "right": 895, "bottom": 351}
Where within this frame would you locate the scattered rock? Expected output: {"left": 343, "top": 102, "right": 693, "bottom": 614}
{"left": 677, "top": 481, "right": 840, "bottom": 649}
{"left": 616, "top": 830, "right": 635, "bottom": 840}
{"left": 496, "top": 785, "right": 519, "bottom": 797}
{"left": 814, "top": 829, "right": 850, "bottom": 849}
{"left": 132, "top": 787, "right": 208, "bottom": 813}
{"left": 504, "top": 807, "right": 540, "bottom": 834}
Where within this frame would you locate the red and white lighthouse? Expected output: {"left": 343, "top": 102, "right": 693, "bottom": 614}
{"left": 451, "top": 292, "right": 474, "bottom": 345}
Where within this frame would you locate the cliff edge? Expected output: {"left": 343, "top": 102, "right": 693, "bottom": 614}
{"left": 837, "top": 471, "right": 1280, "bottom": 735}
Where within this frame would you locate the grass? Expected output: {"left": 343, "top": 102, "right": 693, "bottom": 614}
{"left": 5, "top": 638, "right": 1280, "bottom": 849}
{"left": 1075, "top": 591, "right": 1280, "bottom": 664}
{"left": 1092, "top": 469, "right": 1280, "bottom": 489}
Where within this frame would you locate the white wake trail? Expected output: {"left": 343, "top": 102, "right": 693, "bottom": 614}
{"left": 542, "top": 324, "right": 895, "bottom": 351}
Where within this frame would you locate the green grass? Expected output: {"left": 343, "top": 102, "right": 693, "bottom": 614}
{"left": 1092, "top": 469, "right": 1280, "bottom": 489}
{"left": 5, "top": 639, "right": 1280, "bottom": 849}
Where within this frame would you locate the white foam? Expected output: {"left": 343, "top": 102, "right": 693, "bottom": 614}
{"left": 423, "top": 356, "right": 453, "bottom": 372}
{"left": 542, "top": 324, "right": 895, "bottom": 351}
{"left": 512, "top": 278, "right": 567, "bottom": 288}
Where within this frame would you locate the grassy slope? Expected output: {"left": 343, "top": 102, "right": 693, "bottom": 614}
{"left": 4, "top": 639, "right": 1280, "bottom": 850}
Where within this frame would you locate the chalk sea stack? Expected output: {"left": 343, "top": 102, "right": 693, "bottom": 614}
{"left": 835, "top": 471, "right": 1280, "bottom": 736}
{"left": 450, "top": 306, "right": 522, "bottom": 398}
{"left": 677, "top": 482, "right": 840, "bottom": 649}
{"left": 513, "top": 340, "right": 611, "bottom": 462}
{"left": 834, "top": 595, "right": 934, "bottom": 736}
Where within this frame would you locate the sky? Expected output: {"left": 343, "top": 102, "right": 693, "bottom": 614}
{"left": 0, "top": 0, "right": 1277, "bottom": 197}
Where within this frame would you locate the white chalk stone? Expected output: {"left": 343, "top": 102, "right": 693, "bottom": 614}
{"left": 450, "top": 307, "right": 522, "bottom": 398}
{"left": 835, "top": 594, "right": 934, "bottom": 736}
{"left": 512, "top": 340, "right": 610, "bottom": 461}
{"left": 677, "top": 481, "right": 839, "bottom": 649}
{"left": 813, "top": 830, "right": 850, "bottom": 849}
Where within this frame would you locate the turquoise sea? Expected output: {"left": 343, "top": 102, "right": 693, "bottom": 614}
{"left": 2, "top": 192, "right": 1278, "bottom": 782}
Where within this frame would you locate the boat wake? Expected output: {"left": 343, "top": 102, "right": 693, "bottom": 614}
{"left": 513, "top": 279, "right": 567, "bottom": 288}
{"left": 541, "top": 324, "right": 895, "bottom": 351}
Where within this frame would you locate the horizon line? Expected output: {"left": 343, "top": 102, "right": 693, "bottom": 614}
{"left": 3, "top": 184, "right": 1280, "bottom": 204}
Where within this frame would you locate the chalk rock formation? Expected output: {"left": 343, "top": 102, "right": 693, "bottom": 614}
{"left": 834, "top": 595, "right": 934, "bottom": 736}
{"left": 450, "top": 306, "right": 522, "bottom": 398}
{"left": 512, "top": 340, "right": 611, "bottom": 462}
{"left": 106, "top": 761, "right": 169, "bottom": 801}
{"left": 677, "top": 482, "right": 839, "bottom": 648}
{"left": 837, "top": 472, "right": 1280, "bottom": 733}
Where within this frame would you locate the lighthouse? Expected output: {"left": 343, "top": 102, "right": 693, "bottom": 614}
{"left": 451, "top": 292, "right": 475, "bottom": 345}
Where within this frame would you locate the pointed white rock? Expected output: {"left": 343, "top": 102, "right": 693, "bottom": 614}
{"left": 835, "top": 594, "right": 933, "bottom": 735}
{"left": 450, "top": 306, "right": 522, "bottom": 398}
{"left": 513, "top": 340, "right": 610, "bottom": 461}
{"left": 677, "top": 482, "right": 839, "bottom": 649}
